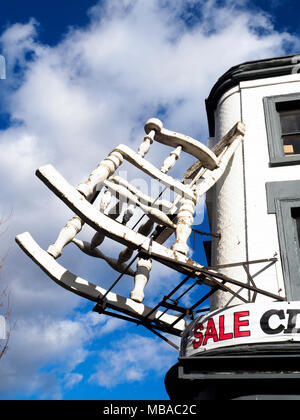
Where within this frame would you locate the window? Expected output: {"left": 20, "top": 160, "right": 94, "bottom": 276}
{"left": 277, "top": 101, "right": 300, "bottom": 156}
{"left": 264, "top": 93, "right": 300, "bottom": 166}
{"left": 266, "top": 181, "right": 300, "bottom": 300}
{"left": 291, "top": 207, "right": 300, "bottom": 247}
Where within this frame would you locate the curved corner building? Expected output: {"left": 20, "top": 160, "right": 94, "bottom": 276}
{"left": 165, "top": 54, "right": 300, "bottom": 400}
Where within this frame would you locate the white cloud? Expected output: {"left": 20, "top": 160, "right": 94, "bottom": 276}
{"left": 63, "top": 373, "right": 83, "bottom": 389}
{"left": 0, "top": 0, "right": 298, "bottom": 398}
{"left": 0, "top": 317, "right": 88, "bottom": 398}
{"left": 0, "top": 311, "right": 126, "bottom": 398}
{"left": 89, "top": 333, "right": 178, "bottom": 388}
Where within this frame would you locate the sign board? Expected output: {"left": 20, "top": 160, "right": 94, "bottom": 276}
{"left": 181, "top": 301, "right": 300, "bottom": 357}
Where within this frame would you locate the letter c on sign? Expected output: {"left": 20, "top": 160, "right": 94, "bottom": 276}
{"left": 260, "top": 309, "right": 285, "bottom": 335}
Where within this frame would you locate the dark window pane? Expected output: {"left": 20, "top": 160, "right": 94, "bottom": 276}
{"left": 279, "top": 109, "right": 300, "bottom": 134}
{"left": 276, "top": 99, "right": 300, "bottom": 113}
{"left": 291, "top": 207, "right": 300, "bottom": 247}
{"left": 276, "top": 101, "right": 300, "bottom": 155}
{"left": 296, "top": 218, "right": 300, "bottom": 247}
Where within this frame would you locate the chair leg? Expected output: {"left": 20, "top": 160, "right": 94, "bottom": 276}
{"left": 172, "top": 197, "right": 195, "bottom": 256}
{"left": 131, "top": 258, "right": 152, "bottom": 303}
{"left": 47, "top": 215, "right": 83, "bottom": 259}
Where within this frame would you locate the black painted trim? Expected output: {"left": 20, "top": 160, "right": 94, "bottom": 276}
{"left": 165, "top": 348, "right": 300, "bottom": 400}
{"left": 206, "top": 54, "right": 300, "bottom": 136}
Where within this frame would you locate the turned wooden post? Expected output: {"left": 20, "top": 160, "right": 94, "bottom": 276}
{"left": 129, "top": 142, "right": 182, "bottom": 302}
{"left": 121, "top": 129, "right": 156, "bottom": 225}
{"left": 122, "top": 203, "right": 135, "bottom": 225}
{"left": 77, "top": 150, "right": 124, "bottom": 200}
{"left": 118, "top": 218, "right": 154, "bottom": 264}
{"left": 172, "top": 197, "right": 196, "bottom": 256}
{"left": 138, "top": 129, "right": 155, "bottom": 157}
{"left": 47, "top": 216, "right": 83, "bottom": 259}
{"left": 130, "top": 258, "right": 152, "bottom": 303}
{"left": 160, "top": 145, "right": 182, "bottom": 174}
{"left": 100, "top": 187, "right": 112, "bottom": 212}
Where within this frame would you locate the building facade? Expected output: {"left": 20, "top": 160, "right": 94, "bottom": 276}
{"left": 165, "top": 54, "right": 300, "bottom": 400}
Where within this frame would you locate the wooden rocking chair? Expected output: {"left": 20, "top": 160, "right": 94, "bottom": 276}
{"left": 16, "top": 118, "right": 245, "bottom": 335}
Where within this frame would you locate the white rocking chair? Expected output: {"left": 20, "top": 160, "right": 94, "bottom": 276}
{"left": 16, "top": 118, "right": 245, "bottom": 335}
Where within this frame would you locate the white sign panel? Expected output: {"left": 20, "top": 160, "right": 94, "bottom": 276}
{"left": 181, "top": 301, "right": 300, "bottom": 357}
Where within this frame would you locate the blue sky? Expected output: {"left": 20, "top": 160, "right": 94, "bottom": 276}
{"left": 0, "top": 0, "right": 299, "bottom": 401}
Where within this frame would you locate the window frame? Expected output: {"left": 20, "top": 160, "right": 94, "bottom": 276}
{"left": 275, "top": 198, "right": 300, "bottom": 300}
{"left": 266, "top": 181, "right": 300, "bottom": 300}
{"left": 263, "top": 93, "right": 300, "bottom": 166}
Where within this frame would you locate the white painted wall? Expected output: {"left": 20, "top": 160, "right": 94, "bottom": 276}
{"left": 209, "top": 73, "right": 300, "bottom": 310}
